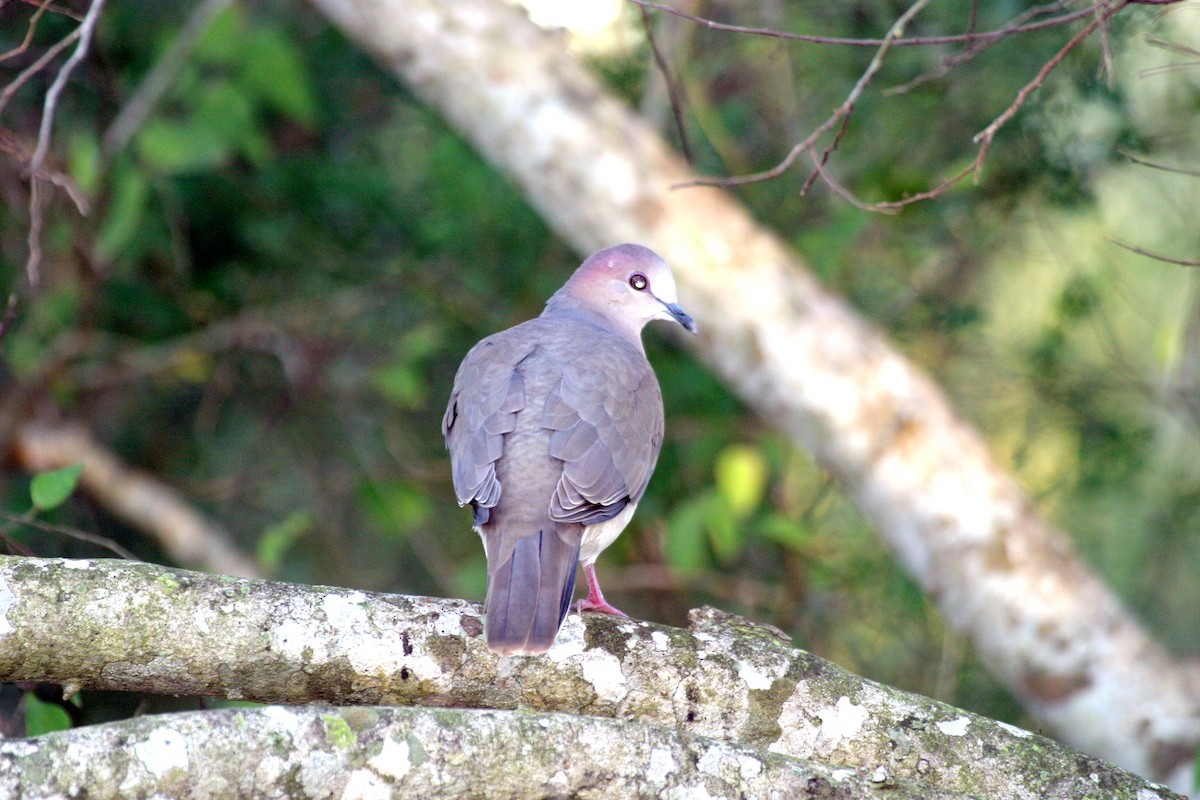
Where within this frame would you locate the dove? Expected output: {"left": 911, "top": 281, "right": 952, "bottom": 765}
{"left": 442, "top": 244, "right": 696, "bottom": 654}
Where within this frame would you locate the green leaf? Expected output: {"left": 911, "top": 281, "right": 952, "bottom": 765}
{"left": 358, "top": 480, "right": 432, "bottom": 536}
{"left": 136, "top": 117, "right": 232, "bottom": 174}
{"left": 665, "top": 493, "right": 717, "bottom": 572}
{"left": 714, "top": 444, "right": 768, "bottom": 519}
{"left": 370, "top": 363, "right": 427, "bottom": 409}
{"left": 758, "top": 512, "right": 815, "bottom": 552}
{"left": 94, "top": 163, "right": 149, "bottom": 261}
{"left": 705, "top": 496, "right": 742, "bottom": 564}
{"left": 256, "top": 511, "right": 313, "bottom": 574}
{"left": 68, "top": 132, "right": 102, "bottom": 196}
{"left": 241, "top": 27, "right": 317, "bottom": 125}
{"left": 30, "top": 463, "right": 83, "bottom": 512}
{"left": 195, "top": 5, "right": 246, "bottom": 66}
{"left": 371, "top": 325, "right": 444, "bottom": 409}
{"left": 25, "top": 693, "right": 72, "bottom": 737}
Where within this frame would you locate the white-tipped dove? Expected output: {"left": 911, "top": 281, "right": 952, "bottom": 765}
{"left": 442, "top": 244, "right": 697, "bottom": 654}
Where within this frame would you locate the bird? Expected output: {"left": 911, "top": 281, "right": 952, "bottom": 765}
{"left": 442, "top": 244, "right": 697, "bottom": 655}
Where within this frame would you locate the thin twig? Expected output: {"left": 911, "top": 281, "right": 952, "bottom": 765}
{"left": 971, "top": 6, "right": 1115, "bottom": 155}
{"left": 0, "top": 25, "right": 80, "bottom": 118}
{"left": 1118, "top": 148, "right": 1200, "bottom": 176}
{"left": 870, "top": 2, "right": 1125, "bottom": 210}
{"left": 649, "top": 0, "right": 1163, "bottom": 207}
{"left": 15, "top": 0, "right": 83, "bottom": 20}
{"left": 0, "top": 512, "right": 141, "bottom": 561}
{"left": 629, "top": 0, "right": 1094, "bottom": 49}
{"left": 799, "top": 111, "right": 852, "bottom": 196}
{"left": 1109, "top": 238, "right": 1200, "bottom": 266}
{"left": 0, "top": 127, "right": 90, "bottom": 213}
{"left": 0, "top": 0, "right": 53, "bottom": 63}
{"left": 25, "top": 0, "right": 108, "bottom": 290}
{"left": 29, "top": 0, "right": 107, "bottom": 169}
{"left": 807, "top": 149, "right": 901, "bottom": 213}
{"left": 675, "top": 0, "right": 932, "bottom": 190}
{"left": 638, "top": 3, "right": 694, "bottom": 166}
{"left": 24, "top": 178, "right": 45, "bottom": 289}
{"left": 885, "top": 1, "right": 1078, "bottom": 96}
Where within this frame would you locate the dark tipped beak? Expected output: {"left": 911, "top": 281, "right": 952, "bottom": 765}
{"left": 664, "top": 302, "right": 698, "bottom": 334}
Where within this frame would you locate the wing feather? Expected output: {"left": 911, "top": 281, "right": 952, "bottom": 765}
{"left": 442, "top": 335, "right": 532, "bottom": 516}
{"left": 545, "top": 351, "right": 664, "bottom": 525}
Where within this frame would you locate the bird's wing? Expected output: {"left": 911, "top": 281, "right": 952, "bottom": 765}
{"left": 543, "top": 337, "right": 664, "bottom": 525}
{"left": 441, "top": 331, "right": 532, "bottom": 521}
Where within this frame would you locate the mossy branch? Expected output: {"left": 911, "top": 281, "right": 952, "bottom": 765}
{"left": 0, "top": 557, "right": 1180, "bottom": 799}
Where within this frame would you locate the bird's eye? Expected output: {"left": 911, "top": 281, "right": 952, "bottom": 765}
{"left": 629, "top": 273, "right": 648, "bottom": 291}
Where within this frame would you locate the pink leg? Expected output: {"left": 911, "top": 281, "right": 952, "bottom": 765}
{"left": 574, "top": 563, "right": 628, "bottom": 617}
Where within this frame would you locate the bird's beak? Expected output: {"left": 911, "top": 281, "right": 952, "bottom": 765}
{"left": 663, "top": 301, "right": 697, "bottom": 334}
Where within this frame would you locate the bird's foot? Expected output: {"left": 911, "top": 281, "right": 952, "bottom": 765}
{"left": 575, "top": 562, "right": 628, "bottom": 616}
{"left": 573, "top": 597, "right": 628, "bottom": 617}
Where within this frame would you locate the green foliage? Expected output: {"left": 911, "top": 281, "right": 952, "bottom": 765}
{"left": 94, "top": 160, "right": 150, "bottom": 263}
{"left": 24, "top": 694, "right": 74, "bottom": 737}
{"left": 371, "top": 324, "right": 444, "bottom": 410}
{"left": 359, "top": 480, "right": 433, "bottom": 538}
{"left": 30, "top": 464, "right": 83, "bottom": 513}
{"left": 256, "top": 511, "right": 314, "bottom": 575}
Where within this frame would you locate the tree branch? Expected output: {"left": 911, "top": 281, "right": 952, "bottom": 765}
{"left": 2, "top": 706, "right": 990, "bottom": 800}
{"left": 0, "top": 556, "right": 1180, "bottom": 799}
{"left": 24, "top": 0, "right": 107, "bottom": 289}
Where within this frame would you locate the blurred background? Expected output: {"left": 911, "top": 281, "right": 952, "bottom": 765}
{"left": 1, "top": 0, "right": 1198, "bottom": 734}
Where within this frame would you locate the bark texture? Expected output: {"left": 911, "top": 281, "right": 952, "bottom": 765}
{"left": 303, "top": 0, "right": 1200, "bottom": 789}
{"left": 1, "top": 706, "right": 983, "bottom": 800}
{"left": 0, "top": 557, "right": 1181, "bottom": 800}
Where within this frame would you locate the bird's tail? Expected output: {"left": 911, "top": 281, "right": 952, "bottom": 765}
{"left": 485, "top": 527, "right": 580, "bottom": 655}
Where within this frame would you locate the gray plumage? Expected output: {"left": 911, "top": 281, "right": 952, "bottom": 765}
{"left": 442, "top": 244, "right": 696, "bottom": 654}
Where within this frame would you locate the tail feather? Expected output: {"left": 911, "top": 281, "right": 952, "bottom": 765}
{"left": 485, "top": 528, "right": 580, "bottom": 654}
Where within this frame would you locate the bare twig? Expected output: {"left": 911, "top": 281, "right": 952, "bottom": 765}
{"left": 0, "top": 0, "right": 53, "bottom": 63}
{"left": 1118, "top": 148, "right": 1200, "bottom": 176}
{"left": 675, "top": 0, "right": 933, "bottom": 190}
{"left": 25, "top": 0, "right": 108, "bottom": 290}
{"left": 1134, "top": 31, "right": 1200, "bottom": 77}
{"left": 970, "top": 7, "right": 1114, "bottom": 161}
{"left": 0, "top": 25, "right": 80, "bottom": 118}
{"left": 644, "top": 0, "right": 1173, "bottom": 210}
{"left": 1109, "top": 237, "right": 1200, "bottom": 267}
{"left": 0, "top": 512, "right": 141, "bottom": 561}
{"left": 28, "top": 0, "right": 106, "bottom": 171}
{"left": 799, "top": 111, "right": 852, "bottom": 196}
{"left": 23, "top": 178, "right": 46, "bottom": 289}
{"left": 11, "top": 0, "right": 83, "bottom": 21}
{"left": 638, "top": 3, "right": 695, "bottom": 166}
{"left": 0, "top": 127, "right": 89, "bottom": 213}
{"left": 806, "top": 148, "right": 901, "bottom": 213}
{"left": 1093, "top": 0, "right": 1115, "bottom": 84}
{"left": 869, "top": 1, "right": 1128, "bottom": 211}
{"left": 627, "top": 0, "right": 1094, "bottom": 48}
{"left": 884, "top": 1, "right": 1078, "bottom": 96}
